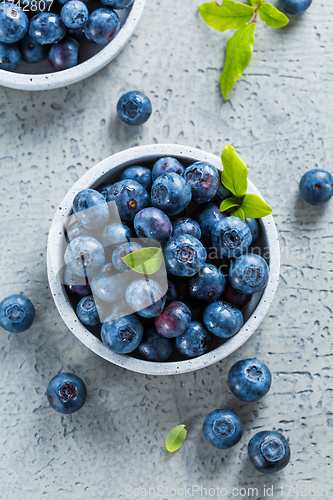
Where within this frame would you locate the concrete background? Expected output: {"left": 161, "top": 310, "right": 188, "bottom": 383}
{"left": 0, "top": 0, "right": 332, "bottom": 498}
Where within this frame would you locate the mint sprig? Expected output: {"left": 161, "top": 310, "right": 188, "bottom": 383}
{"left": 199, "top": 0, "right": 289, "bottom": 99}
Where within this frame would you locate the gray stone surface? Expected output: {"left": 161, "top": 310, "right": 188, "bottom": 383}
{"left": 0, "top": 0, "right": 332, "bottom": 498}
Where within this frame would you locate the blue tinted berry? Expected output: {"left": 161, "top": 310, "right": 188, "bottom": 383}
{"left": 299, "top": 169, "right": 333, "bottom": 205}
{"left": 107, "top": 179, "right": 149, "bottom": 221}
{"left": 245, "top": 217, "right": 261, "bottom": 244}
{"left": 188, "top": 263, "right": 226, "bottom": 303}
{"left": 212, "top": 217, "right": 252, "bottom": 258}
{"left": 61, "top": 0, "right": 88, "bottom": 28}
{"left": 112, "top": 241, "right": 142, "bottom": 272}
{"left": 203, "top": 409, "right": 243, "bottom": 449}
{"left": 49, "top": 37, "right": 79, "bottom": 70}
{"left": 229, "top": 253, "right": 269, "bottom": 294}
{"left": 278, "top": 0, "right": 311, "bottom": 14}
{"left": 65, "top": 236, "right": 105, "bottom": 278}
{"left": 0, "top": 294, "right": 35, "bottom": 333}
{"left": 126, "top": 279, "right": 166, "bottom": 318}
{"left": 217, "top": 183, "right": 233, "bottom": 201}
{"left": 155, "top": 301, "right": 191, "bottom": 339}
{"left": 152, "top": 157, "right": 185, "bottom": 182}
{"left": 203, "top": 301, "right": 243, "bottom": 339}
{"left": 91, "top": 263, "right": 132, "bottom": 302}
{"left": 151, "top": 173, "right": 192, "bottom": 217}
{"left": 194, "top": 202, "right": 225, "bottom": 244}
{"left": 248, "top": 431, "right": 291, "bottom": 474}
{"left": 120, "top": 166, "right": 152, "bottom": 192}
{"left": 163, "top": 234, "right": 207, "bottom": 277}
{"left": 183, "top": 161, "right": 220, "bottom": 203}
{"left": 117, "top": 90, "right": 152, "bottom": 126}
{"left": 20, "top": 35, "right": 47, "bottom": 63}
{"left": 101, "top": 314, "right": 143, "bottom": 353}
{"left": 101, "top": 222, "right": 132, "bottom": 247}
{"left": 176, "top": 321, "right": 210, "bottom": 358}
{"left": 228, "top": 358, "right": 272, "bottom": 402}
{"left": 172, "top": 217, "right": 201, "bottom": 239}
{"left": 46, "top": 373, "right": 87, "bottom": 414}
{"left": 100, "top": 0, "right": 134, "bottom": 7}
{"left": 134, "top": 207, "right": 172, "bottom": 243}
{"left": 29, "top": 13, "right": 66, "bottom": 45}
{"left": 73, "top": 189, "right": 109, "bottom": 230}
{"left": 85, "top": 8, "right": 120, "bottom": 44}
{"left": 66, "top": 220, "right": 88, "bottom": 243}
{"left": 76, "top": 295, "right": 101, "bottom": 326}
{"left": 0, "top": 3, "right": 28, "bottom": 43}
{"left": 138, "top": 327, "right": 173, "bottom": 361}
{"left": 67, "top": 283, "right": 91, "bottom": 297}
{"left": 221, "top": 280, "right": 252, "bottom": 308}
{"left": 98, "top": 183, "right": 112, "bottom": 200}
{"left": 0, "top": 42, "right": 20, "bottom": 70}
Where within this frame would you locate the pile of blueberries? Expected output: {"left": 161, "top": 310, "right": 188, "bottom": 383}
{"left": 0, "top": 0, "right": 133, "bottom": 72}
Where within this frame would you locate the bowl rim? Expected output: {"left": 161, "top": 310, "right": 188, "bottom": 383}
{"left": 0, "top": 0, "right": 146, "bottom": 91}
{"left": 47, "top": 144, "right": 280, "bottom": 375}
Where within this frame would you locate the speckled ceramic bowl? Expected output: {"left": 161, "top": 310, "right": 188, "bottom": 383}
{"left": 0, "top": 0, "right": 145, "bottom": 91}
{"left": 47, "top": 144, "right": 280, "bottom": 375}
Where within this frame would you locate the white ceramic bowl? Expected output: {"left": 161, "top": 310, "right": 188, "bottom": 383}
{"left": 47, "top": 144, "right": 280, "bottom": 375}
{"left": 0, "top": 0, "right": 145, "bottom": 91}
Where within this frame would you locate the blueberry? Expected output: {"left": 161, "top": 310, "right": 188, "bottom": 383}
{"left": 194, "top": 202, "right": 225, "bottom": 244}
{"left": 229, "top": 253, "right": 269, "bottom": 294}
{"left": 245, "top": 217, "right": 261, "bottom": 244}
{"left": 0, "top": 294, "right": 35, "bottom": 333}
{"left": 217, "top": 183, "right": 233, "bottom": 201}
{"left": 73, "top": 189, "right": 109, "bottom": 230}
{"left": 91, "top": 263, "right": 132, "bottom": 302}
{"left": 66, "top": 220, "right": 88, "bottom": 243}
{"left": 117, "top": 91, "right": 152, "bottom": 126}
{"left": 138, "top": 326, "right": 173, "bottom": 361}
{"left": 228, "top": 358, "right": 272, "bottom": 402}
{"left": 61, "top": 0, "right": 88, "bottom": 28}
{"left": 120, "top": 166, "right": 152, "bottom": 192}
{"left": 0, "top": 3, "right": 28, "bottom": 43}
{"left": 64, "top": 236, "right": 105, "bottom": 278}
{"left": 0, "top": 42, "right": 21, "bottom": 70}
{"left": 76, "top": 295, "right": 101, "bottom": 326}
{"left": 176, "top": 321, "right": 210, "bottom": 358}
{"left": 112, "top": 241, "right": 142, "bottom": 272}
{"left": 101, "top": 222, "right": 132, "bottom": 247}
{"left": 278, "top": 0, "right": 311, "bottom": 14}
{"left": 221, "top": 280, "right": 252, "bottom": 308}
{"left": 299, "top": 169, "right": 333, "bottom": 205}
{"left": 203, "top": 409, "right": 243, "bottom": 449}
{"left": 46, "top": 373, "right": 87, "bottom": 414}
{"left": 155, "top": 301, "right": 191, "bottom": 339}
{"left": 126, "top": 279, "right": 166, "bottom": 318}
{"left": 49, "top": 37, "right": 80, "bottom": 70}
{"left": 248, "top": 431, "right": 291, "bottom": 474}
{"left": 165, "top": 279, "right": 177, "bottom": 304}
{"left": 151, "top": 173, "right": 192, "bottom": 217}
{"left": 211, "top": 216, "right": 252, "bottom": 258}
{"left": 101, "top": 314, "right": 143, "bottom": 353}
{"left": 203, "top": 301, "right": 243, "bottom": 339}
{"left": 188, "top": 263, "right": 226, "bottom": 302}
{"left": 85, "top": 8, "right": 120, "bottom": 45}
{"left": 107, "top": 179, "right": 149, "bottom": 221}
{"left": 67, "top": 283, "right": 91, "bottom": 297}
{"left": 134, "top": 207, "right": 172, "bottom": 244}
{"left": 172, "top": 217, "right": 201, "bottom": 240}
{"left": 29, "top": 13, "right": 66, "bottom": 45}
{"left": 183, "top": 161, "right": 220, "bottom": 203}
{"left": 100, "top": 0, "right": 134, "bottom": 7}
{"left": 98, "top": 184, "right": 113, "bottom": 200}
{"left": 19, "top": 35, "right": 47, "bottom": 64}
{"left": 152, "top": 157, "right": 185, "bottom": 182}
{"left": 163, "top": 234, "right": 207, "bottom": 277}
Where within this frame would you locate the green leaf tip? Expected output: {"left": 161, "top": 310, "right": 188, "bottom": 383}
{"left": 199, "top": 0, "right": 254, "bottom": 32}
{"left": 241, "top": 193, "right": 273, "bottom": 218}
{"left": 221, "top": 144, "right": 248, "bottom": 198}
{"left": 165, "top": 424, "right": 187, "bottom": 452}
{"left": 258, "top": 2, "right": 289, "bottom": 28}
{"left": 220, "top": 197, "right": 240, "bottom": 213}
{"left": 121, "top": 247, "right": 163, "bottom": 275}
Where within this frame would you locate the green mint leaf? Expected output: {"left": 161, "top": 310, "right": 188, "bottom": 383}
{"left": 258, "top": 2, "right": 289, "bottom": 28}
{"left": 230, "top": 206, "right": 245, "bottom": 221}
{"left": 121, "top": 247, "right": 163, "bottom": 275}
{"left": 220, "top": 197, "right": 240, "bottom": 213}
{"left": 221, "top": 144, "right": 248, "bottom": 198}
{"left": 250, "top": 0, "right": 261, "bottom": 6}
{"left": 219, "top": 22, "right": 256, "bottom": 99}
{"left": 165, "top": 424, "right": 187, "bottom": 452}
{"left": 240, "top": 193, "right": 272, "bottom": 218}
{"left": 199, "top": 0, "right": 254, "bottom": 32}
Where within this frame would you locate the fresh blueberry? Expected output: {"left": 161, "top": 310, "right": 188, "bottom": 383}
{"left": 228, "top": 358, "right": 272, "bottom": 402}
{"left": 65, "top": 220, "right": 88, "bottom": 243}
{"left": 67, "top": 283, "right": 91, "bottom": 297}
{"left": 152, "top": 157, "right": 185, "bottom": 182}
{"left": 151, "top": 173, "right": 192, "bottom": 217}
{"left": 203, "top": 409, "right": 243, "bottom": 449}
{"left": 175, "top": 321, "right": 210, "bottom": 358}
{"left": 155, "top": 301, "right": 191, "bottom": 339}
{"left": 49, "top": 37, "right": 80, "bottom": 70}
{"left": 85, "top": 8, "right": 120, "bottom": 44}
{"left": 229, "top": 253, "right": 269, "bottom": 294}
{"left": 73, "top": 189, "right": 109, "bottom": 230}
{"left": 211, "top": 216, "right": 252, "bottom": 258}
{"left": 163, "top": 234, "right": 207, "bottom": 277}
{"left": 19, "top": 35, "right": 47, "bottom": 63}
{"left": 194, "top": 202, "right": 225, "bottom": 244}
{"left": 29, "top": 13, "right": 66, "bottom": 45}
{"left": 112, "top": 241, "right": 142, "bottom": 272}
{"left": 138, "top": 326, "right": 173, "bottom": 362}
{"left": 120, "top": 166, "right": 152, "bottom": 192}
{"left": 188, "top": 263, "right": 226, "bottom": 303}
{"left": 61, "top": 0, "right": 88, "bottom": 28}
{"left": 101, "top": 222, "right": 132, "bottom": 247}
{"left": 107, "top": 179, "right": 149, "bottom": 221}
{"left": 278, "top": 0, "right": 311, "bottom": 14}
{"left": 203, "top": 301, "right": 243, "bottom": 339}
{"left": 117, "top": 90, "right": 152, "bottom": 126}
{"left": 0, "top": 42, "right": 21, "bottom": 70}
{"left": 245, "top": 218, "right": 261, "bottom": 244}
{"left": 76, "top": 295, "right": 101, "bottom": 326}
{"left": 100, "top": 0, "right": 134, "bottom": 7}
{"left": 0, "top": 3, "right": 28, "bottom": 43}
{"left": 101, "top": 314, "right": 143, "bottom": 353}
{"left": 172, "top": 217, "right": 201, "bottom": 240}
{"left": 125, "top": 279, "right": 166, "bottom": 318}
{"left": 299, "top": 169, "right": 333, "bottom": 205}
{"left": 91, "top": 263, "right": 132, "bottom": 302}
{"left": 217, "top": 183, "right": 233, "bottom": 201}
{"left": 166, "top": 279, "right": 177, "bottom": 304}
{"left": 220, "top": 280, "right": 252, "bottom": 308}
{"left": 0, "top": 294, "right": 35, "bottom": 333}
{"left": 134, "top": 207, "right": 172, "bottom": 244}
{"left": 248, "top": 431, "right": 291, "bottom": 474}
{"left": 183, "top": 161, "right": 220, "bottom": 203}
{"left": 98, "top": 183, "right": 113, "bottom": 200}
{"left": 64, "top": 236, "right": 105, "bottom": 278}
{"left": 46, "top": 373, "right": 87, "bottom": 414}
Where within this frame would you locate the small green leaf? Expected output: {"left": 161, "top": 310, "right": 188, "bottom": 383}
{"left": 121, "top": 247, "right": 163, "bottom": 275}
{"left": 250, "top": 0, "right": 261, "bottom": 6}
{"left": 220, "top": 197, "right": 240, "bottom": 213}
{"left": 199, "top": 0, "right": 254, "bottom": 32}
{"left": 258, "top": 2, "right": 289, "bottom": 28}
{"left": 219, "top": 22, "right": 256, "bottom": 99}
{"left": 230, "top": 206, "right": 245, "bottom": 221}
{"left": 165, "top": 424, "right": 187, "bottom": 452}
{"left": 221, "top": 144, "right": 248, "bottom": 198}
{"left": 240, "top": 193, "right": 273, "bottom": 218}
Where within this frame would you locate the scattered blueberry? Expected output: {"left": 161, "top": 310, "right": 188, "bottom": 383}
{"left": 245, "top": 217, "right": 261, "bottom": 244}
{"left": 183, "top": 161, "right": 220, "bottom": 203}
{"left": 172, "top": 217, "right": 201, "bottom": 240}
{"left": 117, "top": 91, "right": 152, "bottom": 126}
{"left": 188, "top": 263, "right": 226, "bottom": 303}
{"left": 85, "top": 8, "right": 120, "bottom": 45}
{"left": 163, "top": 234, "right": 207, "bottom": 277}
{"left": 61, "top": 0, "right": 88, "bottom": 29}
{"left": 107, "top": 179, "right": 149, "bottom": 221}
{"left": 46, "top": 373, "right": 87, "bottom": 414}
{"left": 229, "top": 253, "right": 269, "bottom": 294}
{"left": 73, "top": 189, "right": 109, "bottom": 230}
{"left": 299, "top": 169, "right": 333, "bottom": 205}
{"left": 278, "top": 0, "right": 312, "bottom": 14}
{"left": 64, "top": 235, "right": 105, "bottom": 278}
{"left": 155, "top": 301, "right": 191, "bottom": 339}
{"left": 151, "top": 173, "right": 192, "bottom": 217}
{"left": 29, "top": 13, "right": 66, "bottom": 45}
{"left": 112, "top": 241, "right": 142, "bottom": 272}
{"left": 248, "top": 430, "right": 291, "bottom": 474}
{"left": 19, "top": 34, "right": 47, "bottom": 63}
{"left": 0, "top": 3, "right": 28, "bottom": 44}
{"left": 101, "top": 222, "right": 132, "bottom": 247}
{"left": 134, "top": 207, "right": 172, "bottom": 243}
{"left": 138, "top": 326, "right": 173, "bottom": 362}
{"left": 203, "top": 301, "right": 243, "bottom": 339}
{"left": 101, "top": 314, "right": 143, "bottom": 354}
{"left": 175, "top": 321, "right": 210, "bottom": 358}
{"left": 120, "top": 166, "right": 152, "bottom": 192}
{"left": 0, "top": 294, "right": 35, "bottom": 333}
{"left": 211, "top": 216, "right": 252, "bottom": 258}
{"left": 0, "top": 41, "right": 21, "bottom": 70}
{"left": 221, "top": 280, "right": 252, "bottom": 308}
{"left": 125, "top": 279, "right": 166, "bottom": 318}
{"left": 203, "top": 409, "right": 243, "bottom": 449}
{"left": 152, "top": 157, "right": 185, "bottom": 182}
{"left": 194, "top": 202, "right": 225, "bottom": 244}
{"left": 228, "top": 358, "right": 272, "bottom": 402}
{"left": 91, "top": 263, "right": 132, "bottom": 302}
{"left": 76, "top": 295, "right": 101, "bottom": 326}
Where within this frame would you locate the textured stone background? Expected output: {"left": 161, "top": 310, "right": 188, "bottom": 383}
{"left": 0, "top": 0, "right": 332, "bottom": 498}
